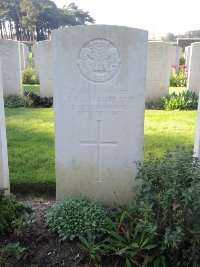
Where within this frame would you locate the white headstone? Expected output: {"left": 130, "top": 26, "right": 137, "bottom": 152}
{"left": 146, "top": 41, "right": 173, "bottom": 103}
{"left": 187, "top": 42, "right": 200, "bottom": 94}
{"left": 194, "top": 96, "right": 200, "bottom": 157}
{"left": 32, "top": 43, "right": 39, "bottom": 78}
{"left": 52, "top": 25, "right": 148, "bottom": 205}
{"left": 37, "top": 40, "right": 53, "bottom": 97}
{"left": 175, "top": 47, "right": 182, "bottom": 67}
{"left": 24, "top": 44, "right": 29, "bottom": 68}
{"left": 185, "top": 46, "right": 191, "bottom": 70}
{"left": 0, "top": 40, "right": 21, "bottom": 96}
{"left": 20, "top": 43, "right": 26, "bottom": 70}
{"left": 170, "top": 46, "right": 182, "bottom": 73}
{"left": 0, "top": 61, "right": 10, "bottom": 194}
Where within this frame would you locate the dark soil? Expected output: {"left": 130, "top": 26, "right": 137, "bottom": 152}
{"left": 0, "top": 195, "right": 92, "bottom": 267}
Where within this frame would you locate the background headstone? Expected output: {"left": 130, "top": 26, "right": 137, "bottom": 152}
{"left": 146, "top": 41, "right": 173, "bottom": 103}
{"left": 185, "top": 46, "right": 191, "bottom": 70}
{"left": 37, "top": 40, "right": 53, "bottom": 97}
{"left": 24, "top": 44, "right": 29, "bottom": 68}
{"left": 20, "top": 43, "right": 27, "bottom": 70}
{"left": 32, "top": 43, "right": 39, "bottom": 78}
{"left": 0, "top": 39, "right": 21, "bottom": 96}
{"left": 187, "top": 42, "right": 200, "bottom": 94}
{"left": 0, "top": 61, "right": 10, "bottom": 194}
{"left": 52, "top": 25, "right": 148, "bottom": 205}
{"left": 170, "top": 46, "right": 182, "bottom": 67}
{"left": 194, "top": 96, "right": 200, "bottom": 157}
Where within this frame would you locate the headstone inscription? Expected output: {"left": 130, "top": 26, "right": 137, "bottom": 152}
{"left": 52, "top": 25, "right": 148, "bottom": 205}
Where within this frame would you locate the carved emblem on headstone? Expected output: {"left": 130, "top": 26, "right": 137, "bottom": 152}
{"left": 77, "top": 38, "right": 121, "bottom": 83}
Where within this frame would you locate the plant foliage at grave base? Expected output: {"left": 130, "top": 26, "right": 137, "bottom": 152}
{"left": 45, "top": 197, "right": 109, "bottom": 241}
{"left": 0, "top": 242, "right": 26, "bottom": 266}
{"left": 160, "top": 90, "right": 198, "bottom": 110}
{"left": 79, "top": 147, "right": 200, "bottom": 267}
{"left": 4, "top": 92, "right": 53, "bottom": 108}
{"left": 170, "top": 65, "right": 187, "bottom": 87}
{"left": 145, "top": 101, "right": 164, "bottom": 110}
{"left": 0, "top": 191, "right": 31, "bottom": 234}
{"left": 22, "top": 67, "right": 39, "bottom": 84}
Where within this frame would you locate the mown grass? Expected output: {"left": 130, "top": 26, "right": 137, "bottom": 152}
{"left": 144, "top": 110, "right": 197, "bottom": 157}
{"left": 22, "top": 84, "right": 40, "bottom": 95}
{"left": 169, "top": 86, "right": 187, "bottom": 94}
{"left": 5, "top": 108, "right": 55, "bottom": 195}
{"left": 5, "top": 107, "right": 198, "bottom": 196}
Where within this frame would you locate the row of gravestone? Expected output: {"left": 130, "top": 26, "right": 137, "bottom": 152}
{"left": 0, "top": 40, "right": 29, "bottom": 96}
{"left": 1, "top": 25, "right": 200, "bottom": 205}
{"left": 185, "top": 43, "right": 200, "bottom": 94}
{"left": 32, "top": 39, "right": 182, "bottom": 102}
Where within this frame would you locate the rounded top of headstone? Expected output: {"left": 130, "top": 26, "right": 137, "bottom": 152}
{"left": 51, "top": 24, "right": 148, "bottom": 36}
{"left": 191, "top": 42, "right": 200, "bottom": 46}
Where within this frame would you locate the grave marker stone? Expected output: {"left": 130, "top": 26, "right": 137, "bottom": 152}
{"left": 32, "top": 43, "right": 39, "bottom": 78}
{"left": 194, "top": 96, "right": 200, "bottom": 157}
{"left": 52, "top": 25, "right": 148, "bottom": 205}
{"left": 0, "top": 61, "right": 10, "bottom": 194}
{"left": 0, "top": 39, "right": 21, "bottom": 96}
{"left": 37, "top": 40, "right": 53, "bottom": 97}
{"left": 185, "top": 46, "right": 191, "bottom": 69}
{"left": 146, "top": 41, "right": 173, "bottom": 103}
{"left": 187, "top": 42, "right": 200, "bottom": 94}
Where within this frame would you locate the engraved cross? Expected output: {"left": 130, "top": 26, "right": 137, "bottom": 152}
{"left": 80, "top": 120, "right": 118, "bottom": 182}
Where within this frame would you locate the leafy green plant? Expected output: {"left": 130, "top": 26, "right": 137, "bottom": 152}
{"left": 4, "top": 95, "right": 24, "bottom": 108}
{"left": 179, "top": 55, "right": 185, "bottom": 65}
{"left": 4, "top": 92, "right": 53, "bottom": 108}
{"left": 101, "top": 212, "right": 158, "bottom": 267}
{"left": 22, "top": 67, "right": 39, "bottom": 84}
{"left": 160, "top": 90, "right": 198, "bottom": 110}
{"left": 45, "top": 197, "right": 109, "bottom": 241}
{"left": 12, "top": 212, "right": 32, "bottom": 237}
{"left": 170, "top": 65, "right": 187, "bottom": 87}
{"left": 79, "top": 147, "right": 200, "bottom": 266}
{"left": 79, "top": 231, "right": 103, "bottom": 264}
{"left": 0, "top": 242, "right": 26, "bottom": 266}
{"left": 0, "top": 191, "right": 31, "bottom": 234}
{"left": 133, "top": 147, "right": 200, "bottom": 266}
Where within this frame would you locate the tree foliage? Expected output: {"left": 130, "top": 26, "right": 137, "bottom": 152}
{"left": 0, "top": 0, "right": 95, "bottom": 41}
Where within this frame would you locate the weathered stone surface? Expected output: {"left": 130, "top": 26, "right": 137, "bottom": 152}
{"left": 0, "top": 39, "right": 21, "bottom": 96}
{"left": 0, "top": 61, "right": 10, "bottom": 194}
{"left": 52, "top": 25, "right": 148, "bottom": 205}
{"left": 37, "top": 40, "right": 53, "bottom": 97}
{"left": 194, "top": 96, "right": 200, "bottom": 157}
{"left": 187, "top": 42, "right": 200, "bottom": 94}
{"left": 185, "top": 46, "right": 191, "bottom": 70}
{"left": 146, "top": 41, "right": 173, "bottom": 103}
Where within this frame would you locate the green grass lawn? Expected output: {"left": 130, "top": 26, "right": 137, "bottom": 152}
{"left": 5, "top": 108, "right": 54, "bottom": 195}
{"left": 144, "top": 110, "right": 197, "bottom": 157}
{"left": 22, "top": 84, "right": 40, "bottom": 95}
{"left": 5, "top": 107, "right": 198, "bottom": 196}
{"left": 169, "top": 86, "right": 187, "bottom": 94}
